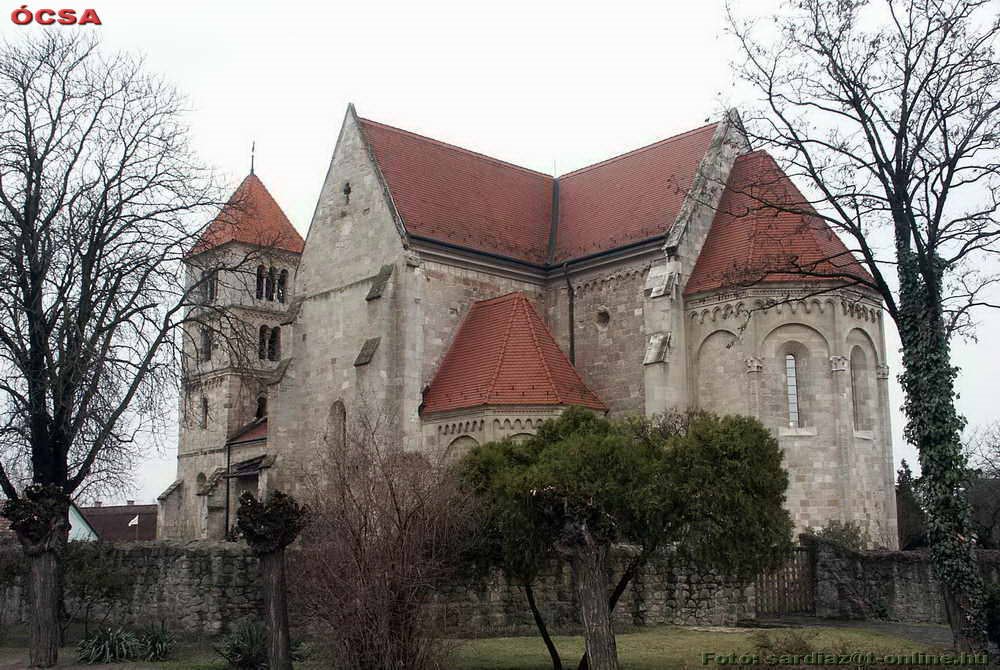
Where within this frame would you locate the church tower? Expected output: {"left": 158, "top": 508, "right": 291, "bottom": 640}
{"left": 157, "top": 173, "right": 303, "bottom": 539}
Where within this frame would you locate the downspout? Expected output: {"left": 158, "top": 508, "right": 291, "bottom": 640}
{"left": 224, "top": 440, "right": 232, "bottom": 537}
{"left": 563, "top": 262, "right": 575, "bottom": 364}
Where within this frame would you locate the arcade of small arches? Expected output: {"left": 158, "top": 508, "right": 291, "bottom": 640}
{"left": 694, "top": 317, "right": 883, "bottom": 436}
{"left": 258, "top": 325, "right": 282, "bottom": 361}
{"left": 256, "top": 265, "right": 289, "bottom": 303}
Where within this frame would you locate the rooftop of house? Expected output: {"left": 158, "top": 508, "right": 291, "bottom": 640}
{"left": 359, "top": 117, "right": 719, "bottom": 266}
{"left": 79, "top": 502, "right": 158, "bottom": 542}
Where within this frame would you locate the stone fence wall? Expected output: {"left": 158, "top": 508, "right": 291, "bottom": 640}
{"left": 0, "top": 541, "right": 754, "bottom": 636}
{"left": 0, "top": 541, "right": 262, "bottom": 636}
{"left": 802, "top": 535, "right": 1000, "bottom": 624}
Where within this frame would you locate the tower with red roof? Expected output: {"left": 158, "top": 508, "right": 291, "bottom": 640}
{"left": 158, "top": 172, "right": 303, "bottom": 540}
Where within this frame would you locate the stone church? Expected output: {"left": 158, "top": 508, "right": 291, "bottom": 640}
{"left": 157, "top": 105, "right": 898, "bottom": 547}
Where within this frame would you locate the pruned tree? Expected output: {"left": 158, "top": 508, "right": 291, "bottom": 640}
{"left": 727, "top": 0, "right": 1000, "bottom": 649}
{"left": 235, "top": 490, "right": 309, "bottom": 670}
{"left": 0, "top": 33, "right": 269, "bottom": 666}
{"left": 461, "top": 408, "right": 793, "bottom": 670}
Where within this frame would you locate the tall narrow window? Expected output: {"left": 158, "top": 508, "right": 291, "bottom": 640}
{"left": 277, "top": 269, "right": 288, "bottom": 304}
{"left": 200, "top": 397, "right": 209, "bottom": 429}
{"left": 268, "top": 326, "right": 280, "bottom": 361}
{"left": 256, "top": 265, "right": 266, "bottom": 299}
{"left": 785, "top": 354, "right": 800, "bottom": 428}
{"left": 199, "top": 327, "right": 213, "bottom": 362}
{"left": 255, "top": 396, "right": 267, "bottom": 420}
{"left": 266, "top": 267, "right": 276, "bottom": 301}
{"left": 258, "top": 326, "right": 269, "bottom": 361}
{"left": 200, "top": 269, "right": 217, "bottom": 303}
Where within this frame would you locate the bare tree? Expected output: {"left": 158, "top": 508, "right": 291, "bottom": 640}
{"left": 0, "top": 34, "right": 269, "bottom": 666}
{"left": 291, "top": 403, "right": 475, "bottom": 670}
{"left": 727, "top": 0, "right": 1000, "bottom": 649}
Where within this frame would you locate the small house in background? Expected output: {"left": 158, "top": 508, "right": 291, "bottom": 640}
{"left": 79, "top": 501, "right": 158, "bottom": 541}
{"left": 68, "top": 503, "right": 99, "bottom": 542}
{"left": 1, "top": 501, "right": 100, "bottom": 542}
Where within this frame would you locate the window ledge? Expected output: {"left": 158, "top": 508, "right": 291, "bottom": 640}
{"left": 853, "top": 430, "right": 875, "bottom": 440}
{"left": 779, "top": 426, "right": 818, "bottom": 437}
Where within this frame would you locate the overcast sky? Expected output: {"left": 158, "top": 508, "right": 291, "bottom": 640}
{"left": 3, "top": 0, "right": 998, "bottom": 504}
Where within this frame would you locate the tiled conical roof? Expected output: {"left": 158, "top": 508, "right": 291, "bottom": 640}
{"left": 422, "top": 292, "right": 606, "bottom": 414}
{"left": 190, "top": 174, "right": 304, "bottom": 256}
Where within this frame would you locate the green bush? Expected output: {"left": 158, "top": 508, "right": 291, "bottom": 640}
{"left": 135, "top": 623, "right": 175, "bottom": 661}
{"left": 215, "top": 619, "right": 309, "bottom": 669}
{"left": 811, "top": 520, "right": 870, "bottom": 551}
{"left": 216, "top": 619, "right": 267, "bottom": 670}
{"left": 76, "top": 627, "right": 141, "bottom": 664}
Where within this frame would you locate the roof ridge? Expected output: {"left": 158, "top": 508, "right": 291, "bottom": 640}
{"left": 519, "top": 295, "right": 562, "bottom": 404}
{"left": 557, "top": 121, "right": 719, "bottom": 179}
{"left": 358, "top": 117, "right": 554, "bottom": 180}
{"left": 485, "top": 294, "right": 522, "bottom": 403}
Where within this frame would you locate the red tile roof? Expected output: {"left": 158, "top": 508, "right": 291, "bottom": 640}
{"left": 360, "top": 119, "right": 554, "bottom": 264}
{"left": 358, "top": 117, "right": 720, "bottom": 266}
{"left": 229, "top": 418, "right": 267, "bottom": 445}
{"left": 553, "top": 123, "right": 718, "bottom": 262}
{"left": 191, "top": 174, "right": 304, "bottom": 256}
{"left": 684, "top": 152, "right": 873, "bottom": 295}
{"left": 80, "top": 504, "right": 157, "bottom": 542}
{"left": 422, "top": 292, "right": 606, "bottom": 414}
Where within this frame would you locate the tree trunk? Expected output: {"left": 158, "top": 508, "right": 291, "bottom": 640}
{"left": 577, "top": 555, "right": 643, "bottom": 670}
{"left": 895, "top": 247, "right": 987, "bottom": 650}
{"left": 27, "top": 550, "right": 60, "bottom": 668}
{"left": 570, "top": 541, "right": 618, "bottom": 670}
{"left": 260, "top": 550, "right": 292, "bottom": 670}
{"left": 524, "top": 582, "right": 562, "bottom": 670}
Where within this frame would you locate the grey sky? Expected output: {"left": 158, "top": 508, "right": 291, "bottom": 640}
{"left": 4, "top": 0, "right": 997, "bottom": 503}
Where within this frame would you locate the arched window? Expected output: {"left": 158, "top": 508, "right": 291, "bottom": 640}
{"left": 267, "top": 327, "right": 280, "bottom": 361}
{"left": 255, "top": 396, "right": 268, "bottom": 420}
{"left": 277, "top": 269, "right": 288, "bottom": 304}
{"left": 850, "top": 346, "right": 871, "bottom": 431}
{"left": 196, "top": 472, "right": 207, "bottom": 493}
{"left": 255, "top": 265, "right": 266, "bottom": 299}
{"left": 258, "top": 326, "right": 269, "bottom": 361}
{"left": 200, "top": 397, "right": 209, "bottom": 429}
{"left": 266, "top": 267, "right": 276, "bottom": 301}
{"left": 785, "top": 354, "right": 801, "bottom": 428}
{"left": 199, "top": 327, "right": 213, "bottom": 362}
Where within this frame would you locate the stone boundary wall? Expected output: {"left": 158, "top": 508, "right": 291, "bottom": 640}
{"left": 0, "top": 541, "right": 754, "bottom": 636}
{"left": 435, "top": 551, "right": 754, "bottom": 636}
{"left": 0, "top": 541, "right": 262, "bottom": 635}
{"left": 802, "top": 535, "right": 1000, "bottom": 624}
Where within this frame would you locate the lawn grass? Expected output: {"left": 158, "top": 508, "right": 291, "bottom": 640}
{"left": 0, "top": 625, "right": 945, "bottom": 669}
{"left": 449, "top": 626, "right": 944, "bottom": 670}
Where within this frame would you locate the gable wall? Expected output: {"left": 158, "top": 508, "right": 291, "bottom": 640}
{"left": 264, "top": 108, "right": 411, "bottom": 492}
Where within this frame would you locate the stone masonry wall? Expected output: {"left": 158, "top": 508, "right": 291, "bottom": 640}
{"left": 435, "top": 550, "right": 754, "bottom": 636}
{"left": 0, "top": 541, "right": 262, "bottom": 635}
{"left": 805, "top": 536, "right": 1000, "bottom": 624}
{"left": 0, "top": 542, "right": 751, "bottom": 636}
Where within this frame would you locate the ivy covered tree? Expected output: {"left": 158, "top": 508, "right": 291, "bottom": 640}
{"left": 728, "top": 0, "right": 1000, "bottom": 648}
{"left": 461, "top": 408, "right": 793, "bottom": 670}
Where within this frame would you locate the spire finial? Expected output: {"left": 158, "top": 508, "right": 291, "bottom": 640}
{"left": 250, "top": 141, "right": 255, "bottom": 175}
